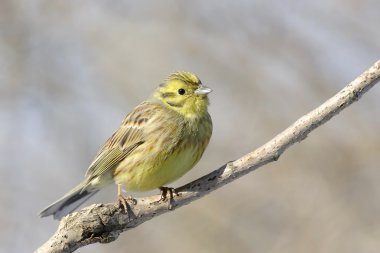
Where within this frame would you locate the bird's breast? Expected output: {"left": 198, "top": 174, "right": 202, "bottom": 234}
{"left": 114, "top": 113, "right": 212, "bottom": 192}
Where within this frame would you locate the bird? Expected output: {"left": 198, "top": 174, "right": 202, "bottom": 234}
{"left": 39, "top": 71, "right": 213, "bottom": 219}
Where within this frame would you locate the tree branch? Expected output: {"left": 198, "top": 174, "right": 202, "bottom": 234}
{"left": 36, "top": 60, "right": 380, "bottom": 253}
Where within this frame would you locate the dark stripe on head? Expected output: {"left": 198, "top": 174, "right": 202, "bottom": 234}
{"left": 166, "top": 72, "right": 201, "bottom": 86}
{"left": 161, "top": 92, "right": 176, "bottom": 98}
{"left": 167, "top": 101, "right": 184, "bottom": 108}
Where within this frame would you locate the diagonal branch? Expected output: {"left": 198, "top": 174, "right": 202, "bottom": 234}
{"left": 36, "top": 60, "right": 380, "bottom": 253}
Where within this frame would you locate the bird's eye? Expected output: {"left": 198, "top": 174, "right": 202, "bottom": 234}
{"left": 178, "top": 88, "right": 186, "bottom": 95}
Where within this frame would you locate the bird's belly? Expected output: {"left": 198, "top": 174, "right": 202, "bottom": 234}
{"left": 114, "top": 145, "right": 200, "bottom": 192}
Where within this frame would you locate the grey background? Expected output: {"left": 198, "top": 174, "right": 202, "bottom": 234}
{"left": 1, "top": 1, "right": 380, "bottom": 252}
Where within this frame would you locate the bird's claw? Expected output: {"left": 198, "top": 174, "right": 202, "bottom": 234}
{"left": 159, "top": 187, "right": 179, "bottom": 210}
{"left": 116, "top": 195, "right": 136, "bottom": 213}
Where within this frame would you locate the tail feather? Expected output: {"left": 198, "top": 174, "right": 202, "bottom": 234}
{"left": 39, "top": 182, "right": 99, "bottom": 220}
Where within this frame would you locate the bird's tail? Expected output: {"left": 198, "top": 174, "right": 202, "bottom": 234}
{"left": 39, "top": 181, "right": 99, "bottom": 220}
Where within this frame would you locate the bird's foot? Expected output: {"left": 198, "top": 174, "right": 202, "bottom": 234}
{"left": 116, "top": 194, "right": 137, "bottom": 212}
{"left": 159, "top": 186, "right": 179, "bottom": 210}
{"left": 116, "top": 184, "right": 136, "bottom": 213}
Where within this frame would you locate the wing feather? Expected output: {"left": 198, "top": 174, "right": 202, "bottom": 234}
{"left": 84, "top": 102, "right": 159, "bottom": 180}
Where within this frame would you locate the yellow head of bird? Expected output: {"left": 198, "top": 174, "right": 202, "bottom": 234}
{"left": 153, "top": 71, "right": 212, "bottom": 118}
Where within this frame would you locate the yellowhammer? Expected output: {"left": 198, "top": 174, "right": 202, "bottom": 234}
{"left": 40, "top": 71, "right": 213, "bottom": 219}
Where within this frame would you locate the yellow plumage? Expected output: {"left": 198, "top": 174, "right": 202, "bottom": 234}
{"left": 40, "top": 71, "right": 212, "bottom": 219}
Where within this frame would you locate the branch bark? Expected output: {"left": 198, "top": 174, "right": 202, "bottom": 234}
{"left": 36, "top": 60, "right": 380, "bottom": 253}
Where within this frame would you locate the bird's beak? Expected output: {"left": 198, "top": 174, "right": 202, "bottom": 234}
{"left": 194, "top": 85, "right": 212, "bottom": 95}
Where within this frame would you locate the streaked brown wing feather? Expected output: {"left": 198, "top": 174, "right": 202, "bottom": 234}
{"left": 85, "top": 142, "right": 143, "bottom": 179}
{"left": 84, "top": 102, "right": 158, "bottom": 179}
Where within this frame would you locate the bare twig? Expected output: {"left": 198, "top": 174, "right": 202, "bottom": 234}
{"left": 36, "top": 60, "right": 380, "bottom": 253}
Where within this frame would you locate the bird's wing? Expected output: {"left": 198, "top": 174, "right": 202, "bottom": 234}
{"left": 84, "top": 102, "right": 160, "bottom": 181}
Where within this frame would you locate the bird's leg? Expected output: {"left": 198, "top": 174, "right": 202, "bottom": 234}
{"left": 117, "top": 184, "right": 128, "bottom": 212}
{"left": 116, "top": 184, "right": 136, "bottom": 212}
{"left": 159, "top": 186, "right": 168, "bottom": 201}
{"left": 159, "top": 186, "right": 179, "bottom": 210}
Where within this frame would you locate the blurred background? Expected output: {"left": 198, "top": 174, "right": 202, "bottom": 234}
{"left": 1, "top": 0, "right": 380, "bottom": 252}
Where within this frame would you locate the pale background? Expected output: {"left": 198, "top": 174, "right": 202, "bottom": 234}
{"left": 1, "top": 1, "right": 380, "bottom": 253}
